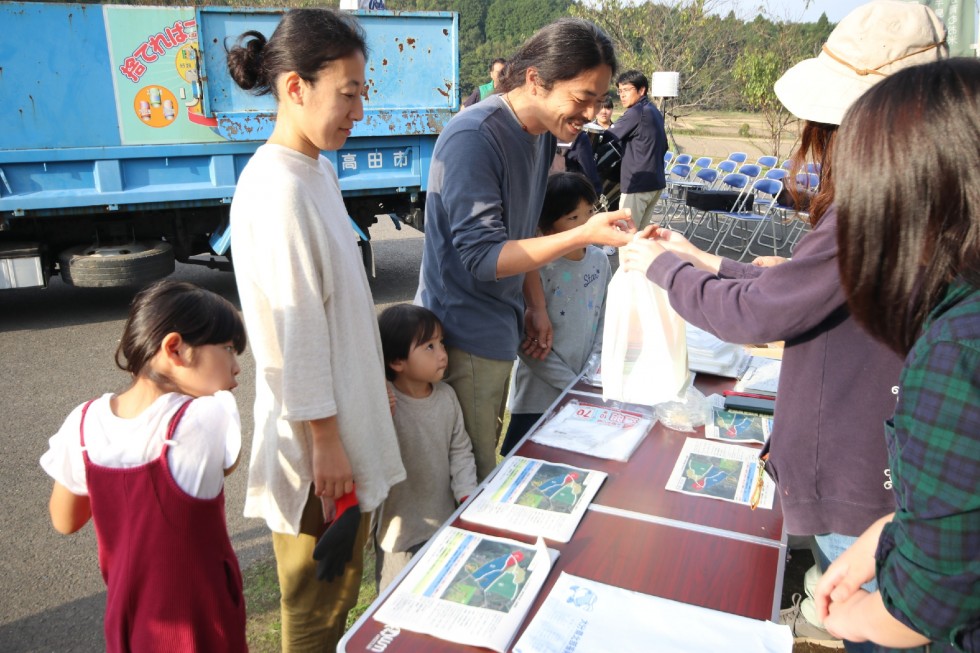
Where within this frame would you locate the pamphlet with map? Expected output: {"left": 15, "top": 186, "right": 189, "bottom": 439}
{"left": 665, "top": 438, "right": 775, "bottom": 509}
{"left": 372, "top": 528, "right": 556, "bottom": 652}
{"left": 705, "top": 405, "right": 772, "bottom": 445}
{"left": 461, "top": 457, "right": 606, "bottom": 542}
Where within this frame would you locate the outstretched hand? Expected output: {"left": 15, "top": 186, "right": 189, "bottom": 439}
{"left": 582, "top": 208, "right": 636, "bottom": 247}
{"left": 620, "top": 225, "right": 666, "bottom": 274}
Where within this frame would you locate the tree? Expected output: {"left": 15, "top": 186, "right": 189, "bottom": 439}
{"left": 571, "top": 0, "right": 741, "bottom": 115}
{"left": 733, "top": 49, "right": 795, "bottom": 156}
{"left": 485, "top": 0, "right": 570, "bottom": 44}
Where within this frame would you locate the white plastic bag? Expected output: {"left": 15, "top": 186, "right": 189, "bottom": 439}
{"left": 601, "top": 268, "right": 688, "bottom": 406}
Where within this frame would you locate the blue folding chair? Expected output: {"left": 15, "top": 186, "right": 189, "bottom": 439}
{"left": 764, "top": 168, "right": 788, "bottom": 181}
{"left": 728, "top": 152, "right": 748, "bottom": 164}
{"left": 738, "top": 163, "right": 762, "bottom": 180}
{"left": 660, "top": 167, "right": 719, "bottom": 230}
{"left": 758, "top": 174, "right": 818, "bottom": 254}
{"left": 716, "top": 159, "right": 738, "bottom": 174}
{"left": 674, "top": 153, "right": 693, "bottom": 166}
{"left": 664, "top": 151, "right": 675, "bottom": 172}
{"left": 685, "top": 172, "right": 750, "bottom": 247}
{"left": 660, "top": 163, "right": 693, "bottom": 206}
{"left": 780, "top": 159, "right": 794, "bottom": 171}
{"left": 798, "top": 172, "right": 820, "bottom": 190}
{"left": 757, "top": 155, "right": 778, "bottom": 169}
{"left": 711, "top": 178, "right": 784, "bottom": 260}
{"left": 692, "top": 156, "right": 713, "bottom": 170}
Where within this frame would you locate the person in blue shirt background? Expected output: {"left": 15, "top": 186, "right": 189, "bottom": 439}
{"left": 607, "top": 70, "right": 667, "bottom": 230}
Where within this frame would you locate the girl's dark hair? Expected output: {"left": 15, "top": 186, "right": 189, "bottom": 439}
{"left": 116, "top": 280, "right": 247, "bottom": 377}
{"left": 598, "top": 96, "right": 614, "bottom": 110}
{"left": 540, "top": 172, "right": 598, "bottom": 233}
{"left": 378, "top": 304, "right": 442, "bottom": 382}
{"left": 835, "top": 58, "right": 980, "bottom": 355}
{"left": 497, "top": 18, "right": 616, "bottom": 94}
{"left": 226, "top": 8, "right": 367, "bottom": 99}
{"left": 787, "top": 121, "right": 836, "bottom": 227}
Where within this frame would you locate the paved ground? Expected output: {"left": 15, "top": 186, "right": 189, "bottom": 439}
{"left": 0, "top": 218, "right": 422, "bottom": 652}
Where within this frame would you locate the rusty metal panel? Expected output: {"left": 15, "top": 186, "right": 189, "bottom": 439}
{"left": 198, "top": 7, "right": 459, "bottom": 142}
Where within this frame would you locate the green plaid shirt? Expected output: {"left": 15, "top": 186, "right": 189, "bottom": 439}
{"left": 875, "top": 279, "right": 980, "bottom": 653}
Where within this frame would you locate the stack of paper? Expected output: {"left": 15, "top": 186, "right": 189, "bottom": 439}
{"left": 513, "top": 572, "right": 792, "bottom": 653}
{"left": 686, "top": 324, "right": 750, "bottom": 378}
{"left": 529, "top": 401, "right": 653, "bottom": 462}
{"left": 735, "top": 357, "right": 782, "bottom": 396}
{"left": 462, "top": 457, "right": 606, "bottom": 542}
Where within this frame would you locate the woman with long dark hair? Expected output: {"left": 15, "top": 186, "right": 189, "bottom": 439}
{"left": 814, "top": 57, "right": 980, "bottom": 653}
{"left": 417, "top": 18, "right": 634, "bottom": 481}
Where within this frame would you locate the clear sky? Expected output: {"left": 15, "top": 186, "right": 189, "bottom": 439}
{"left": 716, "top": 0, "right": 863, "bottom": 23}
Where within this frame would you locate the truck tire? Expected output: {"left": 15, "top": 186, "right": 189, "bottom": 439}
{"left": 59, "top": 241, "right": 175, "bottom": 288}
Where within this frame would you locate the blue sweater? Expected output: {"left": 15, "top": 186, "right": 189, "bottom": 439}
{"left": 607, "top": 95, "right": 667, "bottom": 194}
{"left": 419, "top": 95, "right": 556, "bottom": 360}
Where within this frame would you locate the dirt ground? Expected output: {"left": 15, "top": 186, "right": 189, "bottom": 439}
{"left": 661, "top": 110, "right": 801, "bottom": 163}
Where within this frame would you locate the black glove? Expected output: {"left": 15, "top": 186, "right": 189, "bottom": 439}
{"left": 312, "top": 489, "right": 361, "bottom": 582}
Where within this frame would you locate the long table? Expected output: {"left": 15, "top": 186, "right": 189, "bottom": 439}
{"left": 340, "top": 374, "right": 786, "bottom": 652}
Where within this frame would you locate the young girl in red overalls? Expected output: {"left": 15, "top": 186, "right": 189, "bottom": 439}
{"left": 40, "top": 280, "right": 249, "bottom": 652}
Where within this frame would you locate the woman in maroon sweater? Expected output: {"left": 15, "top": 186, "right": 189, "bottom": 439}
{"left": 621, "top": 2, "right": 947, "bottom": 650}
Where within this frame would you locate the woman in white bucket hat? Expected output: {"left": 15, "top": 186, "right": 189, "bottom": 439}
{"left": 621, "top": 2, "right": 946, "bottom": 649}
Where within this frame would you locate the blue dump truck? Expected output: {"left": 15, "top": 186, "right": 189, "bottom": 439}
{"left": 0, "top": 2, "right": 458, "bottom": 289}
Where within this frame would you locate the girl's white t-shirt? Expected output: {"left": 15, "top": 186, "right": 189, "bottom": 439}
{"left": 40, "top": 391, "right": 241, "bottom": 499}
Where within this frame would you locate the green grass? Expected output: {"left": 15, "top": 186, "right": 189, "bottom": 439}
{"left": 242, "top": 421, "right": 510, "bottom": 649}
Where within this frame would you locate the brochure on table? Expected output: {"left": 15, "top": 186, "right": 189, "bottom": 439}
{"left": 373, "top": 527, "right": 556, "bottom": 653}
{"left": 461, "top": 456, "right": 607, "bottom": 542}
{"left": 705, "top": 395, "right": 773, "bottom": 444}
{"left": 666, "top": 438, "right": 776, "bottom": 509}
{"left": 513, "top": 572, "right": 792, "bottom": 653}
{"left": 529, "top": 400, "right": 653, "bottom": 461}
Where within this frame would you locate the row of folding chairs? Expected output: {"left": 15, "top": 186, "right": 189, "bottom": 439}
{"left": 658, "top": 170, "right": 820, "bottom": 261}
{"left": 665, "top": 152, "right": 821, "bottom": 178}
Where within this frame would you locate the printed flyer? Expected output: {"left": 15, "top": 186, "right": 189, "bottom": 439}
{"left": 373, "top": 528, "right": 556, "bottom": 652}
{"left": 461, "top": 457, "right": 606, "bottom": 542}
{"left": 665, "top": 438, "right": 775, "bottom": 509}
{"left": 513, "top": 572, "right": 792, "bottom": 653}
{"left": 705, "top": 403, "right": 772, "bottom": 445}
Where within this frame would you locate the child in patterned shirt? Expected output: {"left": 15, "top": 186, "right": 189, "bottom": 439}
{"left": 501, "top": 172, "right": 612, "bottom": 455}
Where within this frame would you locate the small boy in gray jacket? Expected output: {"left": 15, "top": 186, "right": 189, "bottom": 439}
{"left": 375, "top": 304, "right": 478, "bottom": 591}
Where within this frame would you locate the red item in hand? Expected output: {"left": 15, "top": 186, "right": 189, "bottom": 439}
{"left": 312, "top": 489, "right": 361, "bottom": 582}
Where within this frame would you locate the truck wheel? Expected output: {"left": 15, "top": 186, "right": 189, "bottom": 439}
{"left": 59, "top": 241, "right": 175, "bottom": 288}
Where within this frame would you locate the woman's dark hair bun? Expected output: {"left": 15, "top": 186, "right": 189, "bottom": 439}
{"left": 227, "top": 30, "right": 269, "bottom": 94}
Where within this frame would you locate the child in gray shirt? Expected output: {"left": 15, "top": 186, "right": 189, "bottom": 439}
{"left": 501, "top": 172, "right": 613, "bottom": 455}
{"left": 375, "top": 305, "right": 478, "bottom": 591}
